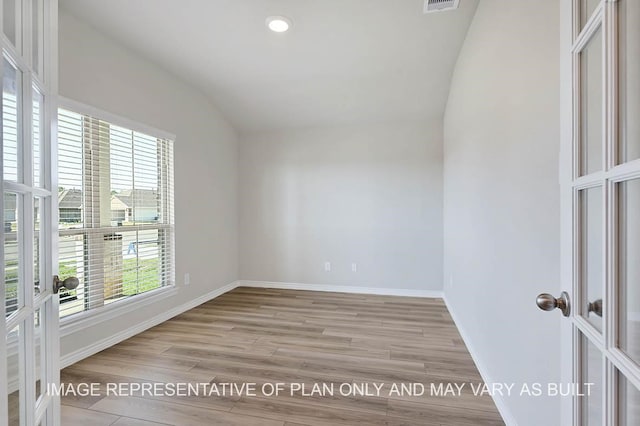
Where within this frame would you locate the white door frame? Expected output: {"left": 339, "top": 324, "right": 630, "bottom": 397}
{"left": 561, "top": 0, "right": 640, "bottom": 424}
{"left": 1, "top": 0, "right": 59, "bottom": 425}
{"left": 560, "top": 0, "right": 574, "bottom": 422}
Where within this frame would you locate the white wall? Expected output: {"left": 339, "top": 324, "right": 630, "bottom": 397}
{"left": 239, "top": 121, "right": 443, "bottom": 292}
{"left": 58, "top": 8, "right": 239, "bottom": 358}
{"left": 443, "top": 1, "right": 561, "bottom": 425}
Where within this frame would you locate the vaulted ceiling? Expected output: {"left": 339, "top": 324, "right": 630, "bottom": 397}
{"left": 60, "top": 0, "right": 478, "bottom": 133}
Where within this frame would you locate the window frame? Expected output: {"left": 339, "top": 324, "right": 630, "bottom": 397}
{"left": 56, "top": 96, "right": 176, "bottom": 330}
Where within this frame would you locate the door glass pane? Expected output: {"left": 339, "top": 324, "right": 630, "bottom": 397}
{"left": 31, "top": 0, "right": 43, "bottom": 75}
{"left": 619, "top": 179, "right": 640, "bottom": 364}
{"left": 5, "top": 192, "right": 20, "bottom": 317}
{"left": 3, "top": 57, "right": 22, "bottom": 182}
{"left": 579, "top": 27, "right": 603, "bottom": 176}
{"left": 581, "top": 334, "right": 603, "bottom": 425}
{"left": 2, "top": 0, "right": 18, "bottom": 47}
{"left": 580, "top": 0, "right": 600, "bottom": 30}
{"left": 34, "top": 197, "right": 43, "bottom": 296}
{"left": 7, "top": 387, "right": 19, "bottom": 426}
{"left": 579, "top": 187, "right": 603, "bottom": 331}
{"left": 619, "top": 374, "right": 640, "bottom": 426}
{"left": 7, "top": 323, "right": 20, "bottom": 426}
{"left": 32, "top": 86, "right": 43, "bottom": 187}
{"left": 34, "top": 308, "right": 44, "bottom": 403}
{"left": 619, "top": 0, "right": 640, "bottom": 163}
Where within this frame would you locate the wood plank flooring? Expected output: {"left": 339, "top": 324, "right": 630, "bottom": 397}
{"left": 58, "top": 287, "right": 504, "bottom": 425}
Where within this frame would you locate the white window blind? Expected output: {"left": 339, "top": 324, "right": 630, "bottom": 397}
{"left": 57, "top": 107, "right": 175, "bottom": 318}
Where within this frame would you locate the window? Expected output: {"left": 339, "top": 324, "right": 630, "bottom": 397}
{"left": 57, "top": 103, "right": 175, "bottom": 318}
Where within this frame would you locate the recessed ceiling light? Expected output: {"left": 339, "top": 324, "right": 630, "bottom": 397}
{"left": 266, "top": 16, "right": 292, "bottom": 33}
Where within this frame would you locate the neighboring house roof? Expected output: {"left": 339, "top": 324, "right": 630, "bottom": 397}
{"left": 57, "top": 188, "right": 159, "bottom": 211}
{"left": 111, "top": 189, "right": 159, "bottom": 210}
{"left": 58, "top": 189, "right": 83, "bottom": 209}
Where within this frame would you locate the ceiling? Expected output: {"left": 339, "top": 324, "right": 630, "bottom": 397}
{"left": 60, "top": 0, "right": 479, "bottom": 133}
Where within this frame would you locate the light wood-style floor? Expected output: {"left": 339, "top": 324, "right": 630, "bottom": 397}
{"left": 59, "top": 287, "right": 504, "bottom": 425}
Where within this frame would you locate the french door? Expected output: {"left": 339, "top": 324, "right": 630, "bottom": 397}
{"left": 560, "top": 0, "right": 640, "bottom": 424}
{"left": 1, "top": 0, "right": 60, "bottom": 425}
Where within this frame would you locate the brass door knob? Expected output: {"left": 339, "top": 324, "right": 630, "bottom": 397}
{"left": 53, "top": 275, "right": 79, "bottom": 294}
{"left": 536, "top": 291, "right": 570, "bottom": 317}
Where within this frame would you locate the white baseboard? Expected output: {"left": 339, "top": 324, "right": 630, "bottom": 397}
{"left": 443, "top": 295, "right": 518, "bottom": 426}
{"left": 628, "top": 311, "right": 640, "bottom": 322}
{"left": 237, "top": 280, "right": 444, "bottom": 298}
{"left": 61, "top": 281, "right": 239, "bottom": 368}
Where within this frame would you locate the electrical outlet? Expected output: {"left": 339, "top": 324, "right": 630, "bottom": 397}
{"left": 351, "top": 263, "right": 357, "bottom": 272}
{"left": 324, "top": 262, "right": 331, "bottom": 272}
{"left": 184, "top": 273, "right": 190, "bottom": 286}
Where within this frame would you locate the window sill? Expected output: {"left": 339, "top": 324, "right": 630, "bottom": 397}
{"left": 60, "top": 285, "right": 178, "bottom": 337}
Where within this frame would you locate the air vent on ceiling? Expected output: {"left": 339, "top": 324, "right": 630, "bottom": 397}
{"left": 423, "top": 0, "right": 460, "bottom": 14}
